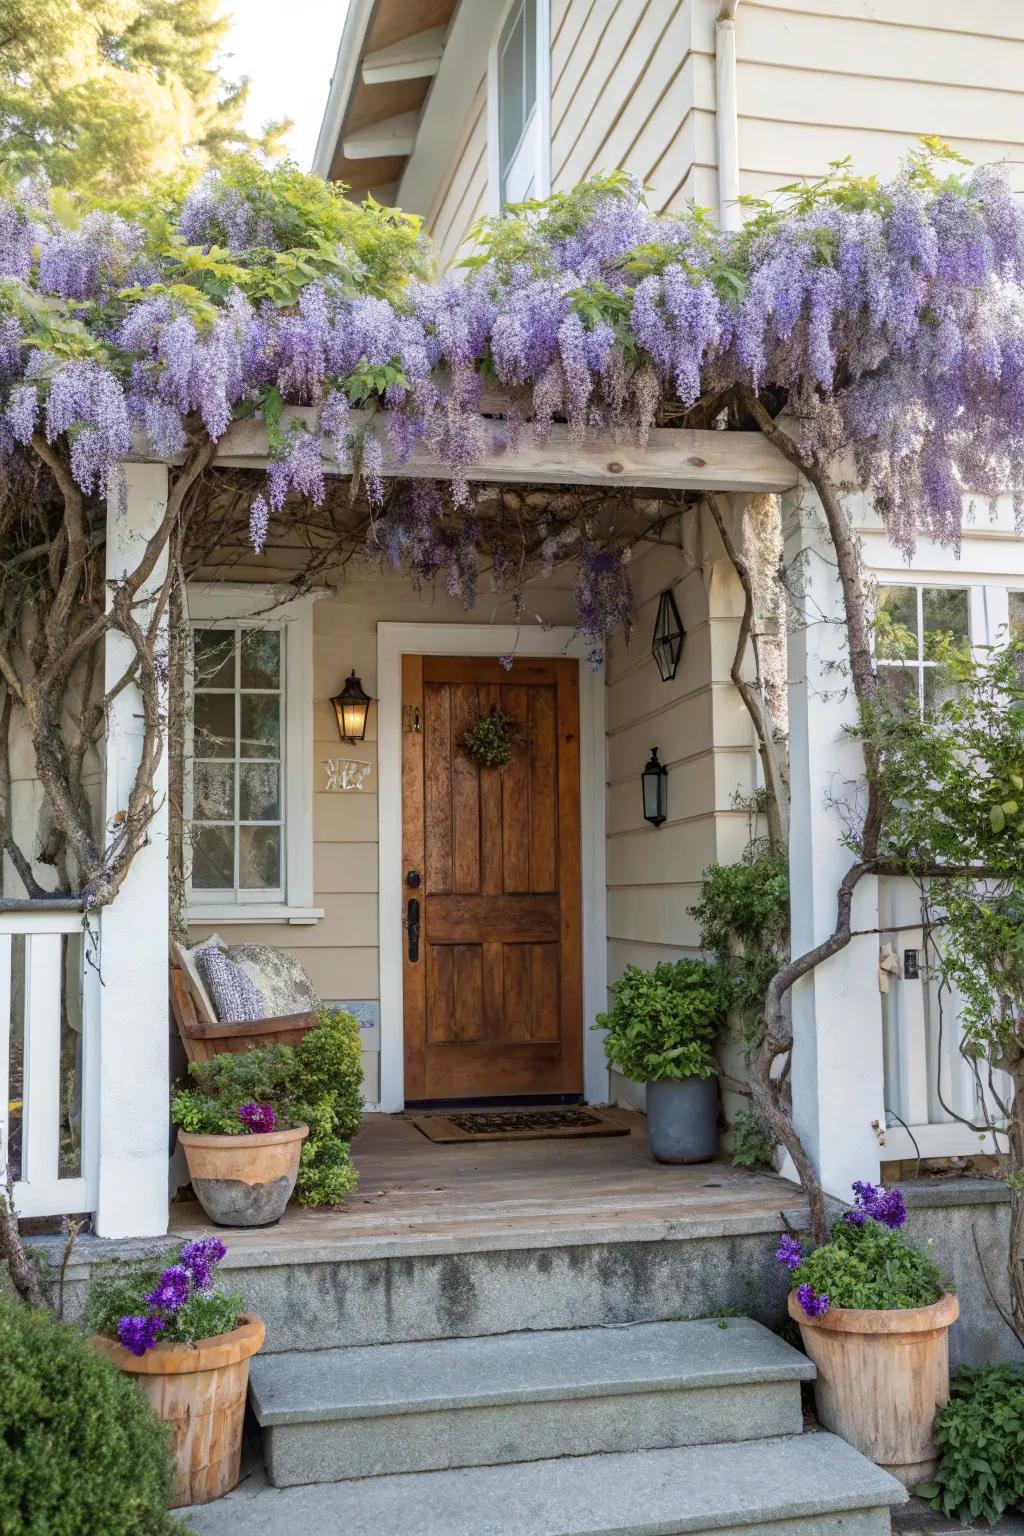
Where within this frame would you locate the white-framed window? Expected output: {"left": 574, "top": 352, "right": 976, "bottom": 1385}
{"left": 185, "top": 585, "right": 322, "bottom": 926}
{"left": 1010, "top": 590, "right": 1024, "bottom": 641}
{"left": 874, "top": 584, "right": 971, "bottom": 716}
{"left": 488, "top": 0, "right": 550, "bottom": 210}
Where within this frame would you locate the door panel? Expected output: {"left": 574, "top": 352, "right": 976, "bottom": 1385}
{"left": 402, "top": 654, "right": 582, "bottom": 1101}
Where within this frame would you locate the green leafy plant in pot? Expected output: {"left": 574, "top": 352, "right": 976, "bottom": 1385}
{"left": 594, "top": 958, "right": 732, "bottom": 1162}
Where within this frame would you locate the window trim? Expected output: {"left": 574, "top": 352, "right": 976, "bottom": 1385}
{"left": 184, "top": 584, "right": 324, "bottom": 927}
{"left": 487, "top": 0, "right": 550, "bottom": 213}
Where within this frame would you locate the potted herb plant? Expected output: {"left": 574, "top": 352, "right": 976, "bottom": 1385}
{"left": 594, "top": 958, "right": 731, "bottom": 1162}
{"left": 778, "top": 1181, "right": 959, "bottom": 1488}
{"left": 86, "top": 1237, "right": 264, "bottom": 1508}
{"left": 171, "top": 1007, "right": 362, "bottom": 1225}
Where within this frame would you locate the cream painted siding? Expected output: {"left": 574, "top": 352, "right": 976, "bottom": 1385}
{"left": 189, "top": 560, "right": 581, "bottom": 1102}
{"left": 426, "top": 75, "right": 488, "bottom": 270}
{"left": 604, "top": 508, "right": 755, "bottom": 1115}
{"left": 549, "top": 1, "right": 1024, "bottom": 216}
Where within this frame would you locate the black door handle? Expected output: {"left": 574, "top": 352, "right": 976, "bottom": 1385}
{"left": 406, "top": 897, "right": 420, "bottom": 962}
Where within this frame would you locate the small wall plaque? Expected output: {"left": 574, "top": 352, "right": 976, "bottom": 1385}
{"left": 323, "top": 757, "right": 372, "bottom": 792}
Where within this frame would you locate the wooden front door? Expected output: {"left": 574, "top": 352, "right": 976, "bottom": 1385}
{"left": 401, "top": 655, "right": 583, "bottom": 1102}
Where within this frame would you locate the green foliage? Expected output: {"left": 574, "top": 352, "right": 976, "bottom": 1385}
{"left": 84, "top": 1254, "right": 242, "bottom": 1347}
{"left": 731, "top": 1107, "right": 776, "bottom": 1169}
{"left": 918, "top": 1365, "right": 1024, "bottom": 1525}
{"left": 0, "top": 0, "right": 285, "bottom": 195}
{"left": 461, "top": 707, "right": 522, "bottom": 767}
{"left": 791, "top": 1216, "right": 947, "bottom": 1311}
{"left": 0, "top": 1297, "right": 178, "bottom": 1534}
{"left": 595, "top": 958, "right": 732, "bottom": 1083}
{"left": 691, "top": 851, "right": 790, "bottom": 1043}
{"left": 170, "top": 1008, "right": 364, "bottom": 1207}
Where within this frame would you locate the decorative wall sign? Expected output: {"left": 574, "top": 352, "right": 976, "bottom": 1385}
{"left": 327, "top": 1000, "right": 380, "bottom": 1049}
{"left": 323, "top": 757, "right": 373, "bottom": 792}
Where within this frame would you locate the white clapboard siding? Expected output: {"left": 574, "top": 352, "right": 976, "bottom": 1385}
{"left": 0, "top": 910, "right": 95, "bottom": 1219}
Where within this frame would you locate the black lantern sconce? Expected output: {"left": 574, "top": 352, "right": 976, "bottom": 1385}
{"left": 652, "top": 587, "right": 685, "bottom": 682}
{"left": 641, "top": 747, "right": 668, "bottom": 827}
{"left": 331, "top": 670, "right": 372, "bottom": 743}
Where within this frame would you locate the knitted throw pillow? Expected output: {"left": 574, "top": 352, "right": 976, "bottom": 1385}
{"left": 193, "top": 940, "right": 266, "bottom": 1023}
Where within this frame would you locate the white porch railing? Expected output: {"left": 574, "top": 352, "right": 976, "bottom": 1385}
{"left": 0, "top": 908, "right": 98, "bottom": 1219}
{"left": 880, "top": 880, "right": 1009, "bottom": 1161}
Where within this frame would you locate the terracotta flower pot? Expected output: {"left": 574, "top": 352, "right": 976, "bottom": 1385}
{"left": 92, "top": 1314, "right": 265, "bottom": 1507}
{"left": 178, "top": 1124, "right": 308, "bottom": 1227}
{"left": 788, "top": 1289, "right": 959, "bottom": 1487}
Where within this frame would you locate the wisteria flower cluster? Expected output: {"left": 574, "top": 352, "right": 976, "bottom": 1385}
{"left": 86, "top": 1236, "right": 244, "bottom": 1356}
{"left": 4, "top": 149, "right": 1024, "bottom": 660}
{"left": 775, "top": 1179, "right": 946, "bottom": 1318}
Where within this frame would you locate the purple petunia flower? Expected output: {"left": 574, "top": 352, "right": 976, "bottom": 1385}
{"left": 117, "top": 1314, "right": 165, "bottom": 1356}
{"left": 775, "top": 1234, "right": 803, "bottom": 1271}
{"left": 145, "top": 1264, "right": 190, "bottom": 1311}
{"left": 238, "top": 1103, "right": 276, "bottom": 1135}
{"left": 180, "top": 1236, "right": 227, "bottom": 1291}
{"left": 796, "top": 1283, "right": 831, "bottom": 1319}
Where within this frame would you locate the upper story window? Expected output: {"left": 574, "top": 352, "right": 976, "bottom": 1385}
{"left": 490, "top": 0, "right": 549, "bottom": 209}
{"left": 874, "top": 584, "right": 970, "bottom": 716}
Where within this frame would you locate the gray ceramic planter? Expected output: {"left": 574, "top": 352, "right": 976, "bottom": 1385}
{"left": 645, "top": 1076, "right": 718, "bottom": 1163}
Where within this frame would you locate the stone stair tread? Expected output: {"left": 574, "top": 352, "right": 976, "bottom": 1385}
{"left": 250, "top": 1317, "right": 815, "bottom": 1425}
{"left": 181, "top": 1434, "right": 908, "bottom": 1535}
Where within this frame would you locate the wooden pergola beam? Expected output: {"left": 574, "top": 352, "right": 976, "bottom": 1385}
{"left": 129, "top": 407, "right": 798, "bottom": 494}
{"left": 362, "top": 25, "right": 446, "bottom": 84}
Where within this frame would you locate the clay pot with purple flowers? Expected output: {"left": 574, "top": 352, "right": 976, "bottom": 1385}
{"left": 777, "top": 1181, "right": 958, "bottom": 1488}
{"left": 174, "top": 1101, "right": 308, "bottom": 1227}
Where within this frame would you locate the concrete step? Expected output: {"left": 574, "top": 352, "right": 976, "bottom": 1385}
{"left": 251, "top": 1317, "right": 815, "bottom": 1486}
{"left": 179, "top": 1433, "right": 908, "bottom": 1535}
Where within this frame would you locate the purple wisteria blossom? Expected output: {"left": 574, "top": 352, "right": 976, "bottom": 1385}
{"left": 117, "top": 1314, "right": 166, "bottom": 1356}
{"left": 145, "top": 1265, "right": 191, "bottom": 1311}
{"left": 796, "top": 1283, "right": 831, "bottom": 1319}
{"left": 775, "top": 1234, "right": 804, "bottom": 1271}
{"left": 180, "top": 1237, "right": 227, "bottom": 1292}
{"left": 238, "top": 1103, "right": 277, "bottom": 1135}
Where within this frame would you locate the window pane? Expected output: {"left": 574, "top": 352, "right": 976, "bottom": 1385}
{"left": 193, "top": 761, "right": 235, "bottom": 822}
{"left": 924, "top": 666, "right": 958, "bottom": 714}
{"left": 240, "top": 630, "right": 281, "bottom": 690}
{"left": 523, "top": 0, "right": 537, "bottom": 117}
{"left": 1009, "top": 591, "right": 1024, "bottom": 639}
{"left": 240, "top": 694, "right": 280, "bottom": 759}
{"left": 240, "top": 763, "right": 281, "bottom": 821}
{"left": 499, "top": 1, "right": 526, "bottom": 179}
{"left": 193, "top": 628, "right": 234, "bottom": 688}
{"left": 194, "top": 692, "right": 235, "bottom": 758}
{"left": 192, "top": 825, "right": 235, "bottom": 888}
{"left": 923, "top": 587, "right": 969, "bottom": 656}
{"left": 239, "top": 825, "right": 280, "bottom": 889}
{"left": 877, "top": 663, "right": 920, "bottom": 715}
{"left": 875, "top": 586, "right": 918, "bottom": 660}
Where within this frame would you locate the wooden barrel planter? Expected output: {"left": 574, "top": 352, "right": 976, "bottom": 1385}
{"left": 789, "top": 1290, "right": 959, "bottom": 1487}
{"left": 92, "top": 1314, "right": 265, "bottom": 1507}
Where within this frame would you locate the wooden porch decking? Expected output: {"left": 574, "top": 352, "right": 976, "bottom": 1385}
{"left": 169, "top": 1109, "right": 805, "bottom": 1257}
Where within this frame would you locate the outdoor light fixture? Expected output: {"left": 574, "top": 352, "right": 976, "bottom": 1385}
{"left": 641, "top": 747, "right": 668, "bottom": 827}
{"left": 332, "top": 670, "right": 371, "bottom": 743}
{"left": 652, "top": 587, "right": 685, "bottom": 682}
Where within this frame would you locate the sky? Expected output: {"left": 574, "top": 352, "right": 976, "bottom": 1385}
{"left": 223, "top": 0, "right": 350, "bottom": 170}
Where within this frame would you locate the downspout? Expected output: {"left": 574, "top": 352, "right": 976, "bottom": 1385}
{"left": 716, "top": 0, "right": 741, "bottom": 231}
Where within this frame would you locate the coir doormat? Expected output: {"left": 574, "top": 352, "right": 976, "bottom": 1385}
{"left": 411, "top": 1107, "right": 630, "bottom": 1143}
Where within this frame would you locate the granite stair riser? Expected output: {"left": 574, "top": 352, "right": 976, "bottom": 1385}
{"left": 264, "top": 1379, "right": 804, "bottom": 1485}
{"left": 206, "top": 1232, "right": 790, "bottom": 1352}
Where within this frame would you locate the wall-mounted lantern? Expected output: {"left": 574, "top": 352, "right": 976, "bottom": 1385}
{"left": 332, "top": 670, "right": 371, "bottom": 743}
{"left": 641, "top": 747, "right": 668, "bottom": 827}
{"left": 652, "top": 587, "right": 685, "bottom": 682}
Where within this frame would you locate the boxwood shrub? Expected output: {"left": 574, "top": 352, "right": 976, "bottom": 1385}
{"left": 0, "top": 1298, "right": 178, "bottom": 1535}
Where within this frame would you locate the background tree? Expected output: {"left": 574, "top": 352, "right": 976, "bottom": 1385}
{"left": 0, "top": 0, "right": 287, "bottom": 194}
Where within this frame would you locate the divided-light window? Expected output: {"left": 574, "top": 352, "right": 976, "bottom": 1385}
{"left": 189, "top": 626, "right": 285, "bottom": 901}
{"left": 874, "top": 585, "right": 970, "bottom": 717}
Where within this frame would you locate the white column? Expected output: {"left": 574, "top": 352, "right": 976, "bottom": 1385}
{"left": 95, "top": 462, "right": 170, "bottom": 1238}
{"left": 785, "top": 484, "right": 885, "bottom": 1199}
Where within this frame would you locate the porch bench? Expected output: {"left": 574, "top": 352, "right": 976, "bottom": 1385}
{"left": 170, "top": 938, "right": 317, "bottom": 1063}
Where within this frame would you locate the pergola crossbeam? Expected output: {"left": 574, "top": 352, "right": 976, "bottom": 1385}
{"left": 129, "top": 408, "right": 797, "bottom": 494}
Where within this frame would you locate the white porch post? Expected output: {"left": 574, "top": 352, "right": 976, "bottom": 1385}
{"left": 785, "top": 485, "right": 885, "bottom": 1199}
{"left": 95, "top": 462, "right": 170, "bottom": 1237}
